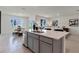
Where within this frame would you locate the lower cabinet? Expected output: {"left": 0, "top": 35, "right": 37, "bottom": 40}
{"left": 27, "top": 32, "right": 63, "bottom": 53}
{"left": 27, "top": 33, "right": 39, "bottom": 53}
{"left": 33, "top": 39, "right": 39, "bottom": 53}
{"left": 28, "top": 37, "right": 33, "bottom": 50}
{"left": 40, "top": 41, "right": 52, "bottom": 53}
{"left": 23, "top": 32, "right": 27, "bottom": 47}
{"left": 53, "top": 38, "right": 63, "bottom": 53}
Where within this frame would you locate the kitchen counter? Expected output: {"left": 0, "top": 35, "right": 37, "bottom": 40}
{"left": 23, "top": 29, "right": 69, "bottom": 53}
{"left": 26, "top": 29, "right": 69, "bottom": 40}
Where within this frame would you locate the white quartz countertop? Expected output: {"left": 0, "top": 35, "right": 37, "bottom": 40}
{"left": 24, "top": 29, "right": 69, "bottom": 40}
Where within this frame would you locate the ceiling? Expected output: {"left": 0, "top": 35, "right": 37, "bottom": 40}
{"left": 0, "top": 6, "right": 79, "bottom": 17}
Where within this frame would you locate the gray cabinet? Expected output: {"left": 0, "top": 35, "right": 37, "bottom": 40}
{"left": 28, "top": 37, "right": 33, "bottom": 50}
{"left": 40, "top": 36, "right": 52, "bottom": 53}
{"left": 23, "top": 31, "right": 28, "bottom": 47}
{"left": 25, "top": 32, "right": 64, "bottom": 53}
{"left": 27, "top": 32, "right": 39, "bottom": 52}
{"left": 53, "top": 38, "right": 63, "bottom": 53}
{"left": 33, "top": 39, "right": 39, "bottom": 53}
{"left": 40, "top": 36, "right": 52, "bottom": 44}
{"left": 40, "top": 41, "right": 52, "bottom": 53}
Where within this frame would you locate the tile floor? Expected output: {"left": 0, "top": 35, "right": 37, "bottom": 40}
{"left": 66, "top": 34, "right": 79, "bottom": 53}
{"left": 0, "top": 33, "right": 79, "bottom": 53}
{"left": 0, "top": 34, "right": 31, "bottom": 53}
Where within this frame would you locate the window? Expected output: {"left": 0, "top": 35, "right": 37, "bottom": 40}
{"left": 10, "top": 16, "right": 24, "bottom": 28}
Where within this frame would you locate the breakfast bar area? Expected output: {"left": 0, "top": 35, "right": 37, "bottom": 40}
{"left": 23, "top": 30, "right": 69, "bottom": 53}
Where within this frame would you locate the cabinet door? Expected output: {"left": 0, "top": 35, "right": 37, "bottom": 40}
{"left": 40, "top": 41, "right": 52, "bottom": 53}
{"left": 23, "top": 33, "right": 27, "bottom": 46}
{"left": 28, "top": 37, "right": 33, "bottom": 50}
{"left": 24, "top": 38, "right": 27, "bottom": 46}
{"left": 33, "top": 39, "right": 39, "bottom": 53}
{"left": 53, "top": 38, "right": 63, "bottom": 53}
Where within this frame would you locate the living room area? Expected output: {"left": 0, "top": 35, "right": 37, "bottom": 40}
{"left": 0, "top": 6, "right": 79, "bottom": 53}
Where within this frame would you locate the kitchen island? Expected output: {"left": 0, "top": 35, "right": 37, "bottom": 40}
{"left": 23, "top": 29, "right": 69, "bottom": 53}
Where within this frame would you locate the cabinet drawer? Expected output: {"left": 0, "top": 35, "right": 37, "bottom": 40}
{"left": 28, "top": 32, "right": 39, "bottom": 39}
{"left": 40, "top": 41, "right": 52, "bottom": 53}
{"left": 40, "top": 36, "right": 52, "bottom": 44}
